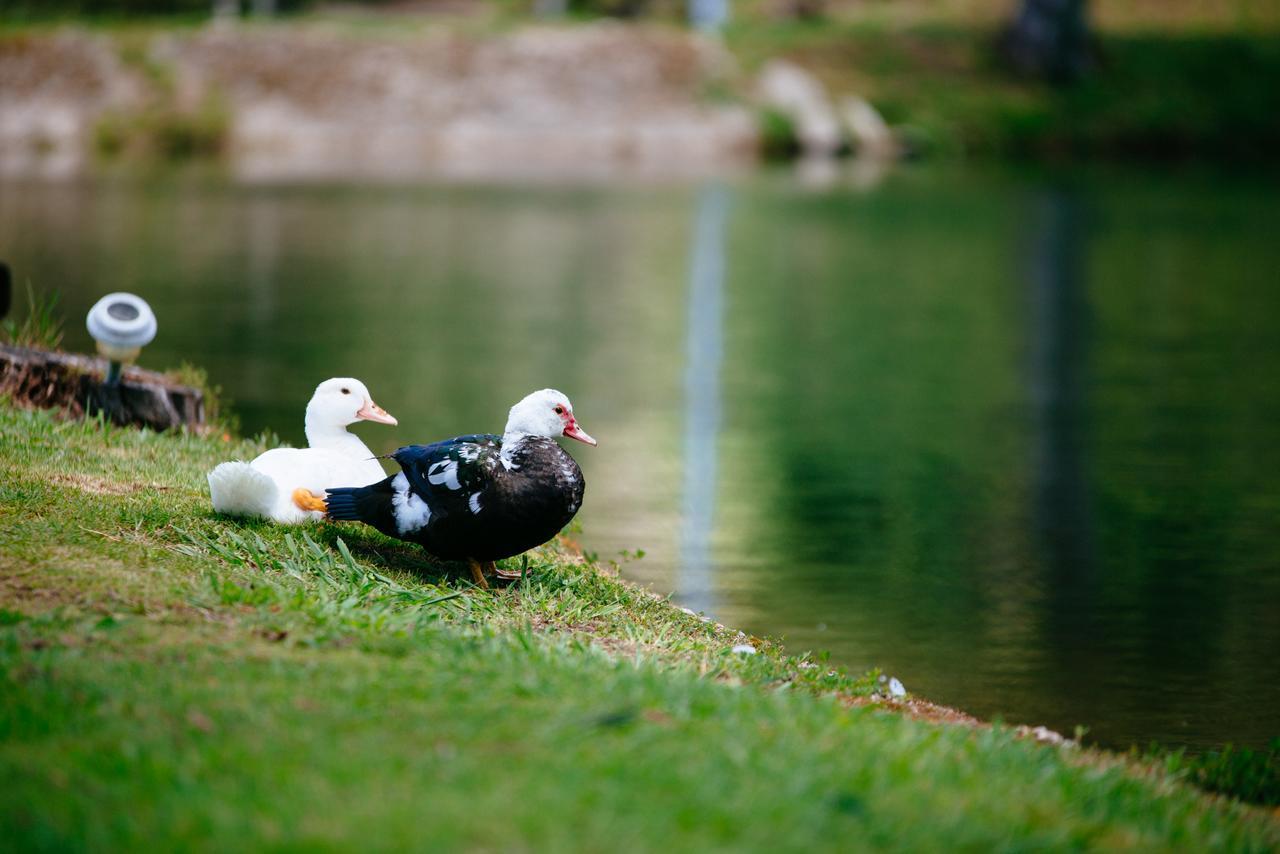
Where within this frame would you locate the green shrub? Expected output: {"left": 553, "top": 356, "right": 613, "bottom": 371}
{"left": 758, "top": 107, "right": 799, "bottom": 160}
{"left": 149, "top": 98, "right": 229, "bottom": 158}
{"left": 93, "top": 97, "right": 230, "bottom": 161}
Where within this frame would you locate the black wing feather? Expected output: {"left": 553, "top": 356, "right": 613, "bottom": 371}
{"left": 391, "top": 434, "right": 501, "bottom": 513}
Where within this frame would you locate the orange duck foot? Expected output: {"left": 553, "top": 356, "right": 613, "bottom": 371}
{"left": 466, "top": 558, "right": 493, "bottom": 590}
{"left": 292, "top": 488, "right": 327, "bottom": 514}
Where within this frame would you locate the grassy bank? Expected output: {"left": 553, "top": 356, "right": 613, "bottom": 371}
{"left": 724, "top": 17, "right": 1280, "bottom": 160}
{"left": 1, "top": 399, "right": 1278, "bottom": 849}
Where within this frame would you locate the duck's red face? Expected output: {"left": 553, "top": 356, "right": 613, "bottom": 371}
{"left": 554, "top": 402, "right": 597, "bottom": 446}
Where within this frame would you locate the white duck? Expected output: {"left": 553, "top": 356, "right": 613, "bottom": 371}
{"left": 208, "top": 377, "right": 398, "bottom": 524}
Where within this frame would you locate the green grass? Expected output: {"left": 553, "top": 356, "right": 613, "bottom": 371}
{"left": 1143, "top": 741, "right": 1280, "bottom": 808}
{"left": 1, "top": 399, "right": 1278, "bottom": 850}
{"left": 2, "top": 284, "right": 65, "bottom": 350}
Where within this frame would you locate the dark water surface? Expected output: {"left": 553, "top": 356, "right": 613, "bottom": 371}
{"left": 4, "top": 166, "right": 1278, "bottom": 751}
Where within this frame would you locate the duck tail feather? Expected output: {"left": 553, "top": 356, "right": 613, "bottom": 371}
{"left": 208, "top": 461, "right": 277, "bottom": 519}
{"left": 322, "top": 486, "right": 365, "bottom": 521}
{"left": 326, "top": 477, "right": 399, "bottom": 537}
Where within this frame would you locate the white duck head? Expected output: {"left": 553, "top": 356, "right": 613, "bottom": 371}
{"left": 503, "top": 388, "right": 596, "bottom": 447}
{"left": 304, "top": 377, "right": 397, "bottom": 445}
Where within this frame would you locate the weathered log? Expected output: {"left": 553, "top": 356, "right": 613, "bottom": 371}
{"left": 0, "top": 344, "right": 206, "bottom": 432}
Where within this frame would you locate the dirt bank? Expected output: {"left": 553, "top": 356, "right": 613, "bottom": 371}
{"left": 0, "top": 24, "right": 757, "bottom": 180}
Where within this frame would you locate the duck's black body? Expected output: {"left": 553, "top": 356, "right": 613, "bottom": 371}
{"left": 325, "top": 433, "right": 585, "bottom": 562}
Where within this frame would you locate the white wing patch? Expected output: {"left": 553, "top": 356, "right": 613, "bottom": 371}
{"left": 427, "top": 460, "right": 462, "bottom": 491}
{"left": 468, "top": 492, "right": 483, "bottom": 514}
{"left": 390, "top": 472, "right": 431, "bottom": 534}
{"left": 457, "top": 445, "right": 480, "bottom": 462}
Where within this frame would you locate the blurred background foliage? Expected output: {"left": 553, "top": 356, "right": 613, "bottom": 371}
{"left": 5, "top": 1, "right": 1279, "bottom": 162}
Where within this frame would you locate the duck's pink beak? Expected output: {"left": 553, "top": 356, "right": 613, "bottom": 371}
{"left": 357, "top": 399, "right": 398, "bottom": 426}
{"left": 563, "top": 418, "right": 597, "bottom": 446}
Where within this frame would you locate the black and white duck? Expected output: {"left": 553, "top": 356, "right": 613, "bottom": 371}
{"left": 325, "top": 388, "right": 596, "bottom": 587}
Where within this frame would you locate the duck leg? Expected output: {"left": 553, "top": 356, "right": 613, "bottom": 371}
{"left": 292, "top": 488, "right": 327, "bottom": 514}
{"left": 466, "top": 558, "right": 491, "bottom": 590}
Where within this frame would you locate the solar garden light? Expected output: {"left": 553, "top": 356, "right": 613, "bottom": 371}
{"left": 86, "top": 293, "right": 157, "bottom": 386}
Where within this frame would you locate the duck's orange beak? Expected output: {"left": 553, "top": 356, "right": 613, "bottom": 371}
{"left": 357, "top": 399, "right": 398, "bottom": 426}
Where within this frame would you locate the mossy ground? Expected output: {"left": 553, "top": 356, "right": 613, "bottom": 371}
{"left": 1, "top": 399, "right": 1278, "bottom": 849}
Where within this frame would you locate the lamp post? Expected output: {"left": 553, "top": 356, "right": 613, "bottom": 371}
{"left": 86, "top": 293, "right": 157, "bottom": 386}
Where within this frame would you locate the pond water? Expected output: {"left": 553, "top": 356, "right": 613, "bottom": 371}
{"left": 4, "top": 165, "right": 1278, "bottom": 752}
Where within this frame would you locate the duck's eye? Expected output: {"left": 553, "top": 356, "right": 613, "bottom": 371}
{"left": 554, "top": 405, "right": 564, "bottom": 415}
{"left": 341, "top": 388, "right": 351, "bottom": 395}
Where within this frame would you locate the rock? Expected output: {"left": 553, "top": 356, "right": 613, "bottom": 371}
{"left": 1018, "top": 724, "right": 1071, "bottom": 746}
{"left": 888, "top": 677, "right": 907, "bottom": 698}
{"left": 837, "top": 95, "right": 897, "bottom": 160}
{"left": 756, "top": 60, "right": 841, "bottom": 157}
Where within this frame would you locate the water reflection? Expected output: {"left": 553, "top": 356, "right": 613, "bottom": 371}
{"left": 2, "top": 168, "right": 1278, "bottom": 751}
{"left": 244, "top": 195, "right": 281, "bottom": 394}
{"left": 678, "top": 185, "right": 730, "bottom": 615}
{"left": 1025, "top": 189, "right": 1099, "bottom": 703}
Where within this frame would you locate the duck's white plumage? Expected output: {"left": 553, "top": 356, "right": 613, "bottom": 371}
{"left": 208, "top": 377, "right": 397, "bottom": 524}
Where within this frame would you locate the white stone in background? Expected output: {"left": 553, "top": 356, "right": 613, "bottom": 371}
{"left": 795, "top": 153, "right": 840, "bottom": 188}
{"left": 756, "top": 60, "right": 842, "bottom": 157}
{"left": 731, "top": 643, "right": 757, "bottom": 655}
{"left": 1019, "top": 725, "right": 1071, "bottom": 746}
{"left": 838, "top": 95, "right": 898, "bottom": 160}
{"left": 888, "top": 677, "right": 907, "bottom": 698}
